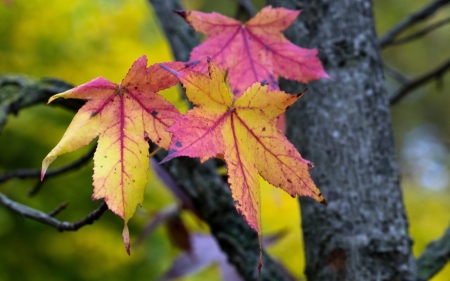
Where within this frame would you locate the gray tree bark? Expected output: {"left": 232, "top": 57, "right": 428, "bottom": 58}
{"left": 267, "top": 0, "right": 417, "bottom": 280}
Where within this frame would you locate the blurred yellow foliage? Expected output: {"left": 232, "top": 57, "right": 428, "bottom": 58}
{"left": 403, "top": 182, "right": 450, "bottom": 281}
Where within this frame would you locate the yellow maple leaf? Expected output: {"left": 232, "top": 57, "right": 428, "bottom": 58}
{"left": 41, "top": 56, "right": 192, "bottom": 253}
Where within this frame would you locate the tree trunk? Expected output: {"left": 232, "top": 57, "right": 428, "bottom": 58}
{"left": 268, "top": 0, "right": 417, "bottom": 280}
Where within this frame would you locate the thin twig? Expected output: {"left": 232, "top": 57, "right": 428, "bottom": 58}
{"left": 390, "top": 16, "right": 450, "bottom": 46}
{"left": 28, "top": 181, "right": 44, "bottom": 197}
{"left": 417, "top": 224, "right": 450, "bottom": 281}
{"left": 384, "top": 64, "right": 410, "bottom": 85}
{"left": 390, "top": 58, "right": 450, "bottom": 105}
{"left": 0, "top": 192, "right": 107, "bottom": 231}
{"left": 47, "top": 201, "right": 69, "bottom": 217}
{"left": 380, "top": 0, "right": 450, "bottom": 48}
{"left": 0, "top": 145, "right": 96, "bottom": 185}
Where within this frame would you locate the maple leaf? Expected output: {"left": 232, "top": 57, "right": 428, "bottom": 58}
{"left": 160, "top": 60, "right": 326, "bottom": 268}
{"left": 176, "top": 5, "right": 329, "bottom": 96}
{"left": 41, "top": 56, "right": 193, "bottom": 254}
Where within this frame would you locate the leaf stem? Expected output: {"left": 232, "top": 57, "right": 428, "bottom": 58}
{"left": 149, "top": 147, "right": 164, "bottom": 159}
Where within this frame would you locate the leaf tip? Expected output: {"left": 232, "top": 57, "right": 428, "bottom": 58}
{"left": 41, "top": 155, "right": 56, "bottom": 181}
{"left": 159, "top": 153, "right": 175, "bottom": 164}
{"left": 257, "top": 233, "right": 263, "bottom": 274}
{"left": 319, "top": 193, "right": 328, "bottom": 206}
{"left": 173, "top": 9, "right": 187, "bottom": 19}
{"left": 185, "top": 60, "right": 200, "bottom": 68}
{"left": 322, "top": 71, "right": 332, "bottom": 80}
{"left": 47, "top": 94, "right": 61, "bottom": 104}
{"left": 258, "top": 253, "right": 263, "bottom": 274}
{"left": 123, "top": 225, "right": 131, "bottom": 255}
{"left": 40, "top": 164, "right": 47, "bottom": 181}
{"left": 259, "top": 79, "right": 269, "bottom": 87}
{"left": 297, "top": 88, "right": 307, "bottom": 98}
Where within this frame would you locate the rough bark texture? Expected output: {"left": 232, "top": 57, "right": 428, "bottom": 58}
{"left": 267, "top": 0, "right": 417, "bottom": 280}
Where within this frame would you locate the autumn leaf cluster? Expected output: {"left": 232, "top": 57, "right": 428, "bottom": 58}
{"left": 41, "top": 5, "right": 328, "bottom": 264}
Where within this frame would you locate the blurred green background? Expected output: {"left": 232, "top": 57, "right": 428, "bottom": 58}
{"left": 0, "top": 0, "right": 449, "bottom": 280}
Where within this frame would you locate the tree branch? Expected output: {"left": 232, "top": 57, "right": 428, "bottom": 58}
{"left": 0, "top": 192, "right": 107, "bottom": 231}
{"left": 0, "top": 77, "right": 103, "bottom": 233}
{"left": 384, "top": 64, "right": 410, "bottom": 85}
{"left": 417, "top": 224, "right": 450, "bottom": 281}
{"left": 380, "top": 0, "right": 450, "bottom": 48}
{"left": 389, "top": 16, "right": 450, "bottom": 46}
{"left": 0, "top": 75, "right": 80, "bottom": 132}
{"left": 389, "top": 58, "right": 450, "bottom": 105}
{"left": 0, "top": 144, "right": 96, "bottom": 188}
